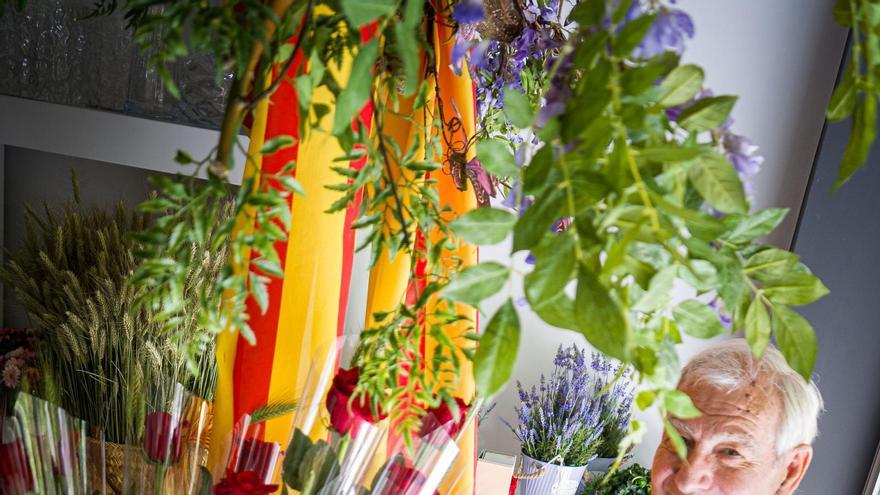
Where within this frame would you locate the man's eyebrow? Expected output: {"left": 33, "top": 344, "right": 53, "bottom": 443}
{"left": 669, "top": 419, "right": 696, "bottom": 437}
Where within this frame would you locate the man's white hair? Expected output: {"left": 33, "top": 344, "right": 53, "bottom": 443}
{"left": 680, "top": 339, "right": 824, "bottom": 455}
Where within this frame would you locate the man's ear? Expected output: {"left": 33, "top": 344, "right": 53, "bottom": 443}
{"left": 777, "top": 444, "right": 813, "bottom": 495}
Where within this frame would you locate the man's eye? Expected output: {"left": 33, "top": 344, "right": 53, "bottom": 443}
{"left": 719, "top": 448, "right": 741, "bottom": 457}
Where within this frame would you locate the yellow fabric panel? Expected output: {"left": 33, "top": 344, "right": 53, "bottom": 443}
{"left": 209, "top": 95, "right": 270, "bottom": 469}
{"left": 430, "top": 17, "right": 478, "bottom": 495}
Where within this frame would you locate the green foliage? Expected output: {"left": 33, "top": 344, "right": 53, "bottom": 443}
{"left": 581, "top": 464, "right": 651, "bottom": 495}
{"left": 474, "top": 299, "right": 521, "bottom": 398}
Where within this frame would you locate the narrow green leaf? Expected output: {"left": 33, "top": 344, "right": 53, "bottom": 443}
{"left": 663, "top": 418, "right": 688, "bottom": 459}
{"left": 745, "top": 297, "right": 771, "bottom": 357}
{"left": 575, "top": 264, "right": 629, "bottom": 360}
{"left": 635, "top": 145, "right": 704, "bottom": 163}
{"left": 723, "top": 208, "right": 788, "bottom": 244}
{"left": 442, "top": 262, "right": 510, "bottom": 305}
{"left": 659, "top": 64, "right": 705, "bottom": 107}
{"left": 835, "top": 95, "right": 877, "bottom": 189}
{"left": 449, "top": 207, "right": 516, "bottom": 245}
{"left": 672, "top": 299, "right": 726, "bottom": 339}
{"left": 260, "top": 135, "right": 297, "bottom": 155}
{"left": 249, "top": 272, "right": 269, "bottom": 314}
{"left": 474, "top": 300, "right": 521, "bottom": 397}
{"left": 687, "top": 151, "right": 748, "bottom": 215}
{"left": 664, "top": 390, "right": 701, "bottom": 419}
{"left": 678, "top": 95, "right": 738, "bottom": 133}
{"left": 827, "top": 71, "right": 857, "bottom": 122}
{"left": 772, "top": 305, "right": 818, "bottom": 380}
{"left": 340, "top": 0, "right": 395, "bottom": 27}
{"left": 504, "top": 88, "right": 533, "bottom": 128}
{"left": 278, "top": 176, "right": 305, "bottom": 196}
{"left": 394, "top": 23, "right": 419, "bottom": 96}
{"left": 478, "top": 139, "right": 520, "bottom": 177}
{"left": 332, "top": 40, "right": 378, "bottom": 135}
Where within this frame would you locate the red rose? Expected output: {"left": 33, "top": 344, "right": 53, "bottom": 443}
{"left": 374, "top": 462, "right": 439, "bottom": 495}
{"left": 213, "top": 469, "right": 278, "bottom": 495}
{"left": 235, "top": 438, "right": 280, "bottom": 481}
{"left": 0, "top": 439, "right": 33, "bottom": 493}
{"left": 325, "top": 367, "right": 385, "bottom": 437}
{"left": 420, "top": 397, "right": 469, "bottom": 440}
{"left": 143, "top": 411, "right": 184, "bottom": 464}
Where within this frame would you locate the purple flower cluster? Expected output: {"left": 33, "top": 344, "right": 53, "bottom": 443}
{"left": 507, "top": 345, "right": 631, "bottom": 466}
{"left": 629, "top": 3, "right": 695, "bottom": 59}
{"left": 0, "top": 328, "right": 39, "bottom": 389}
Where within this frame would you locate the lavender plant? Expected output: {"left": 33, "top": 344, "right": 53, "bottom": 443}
{"left": 591, "top": 355, "right": 634, "bottom": 459}
{"left": 508, "top": 345, "right": 629, "bottom": 467}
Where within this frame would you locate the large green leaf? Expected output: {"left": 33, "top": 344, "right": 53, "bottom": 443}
{"left": 525, "top": 235, "right": 578, "bottom": 330}
{"left": 723, "top": 208, "right": 788, "bottom": 244}
{"left": 672, "top": 299, "right": 726, "bottom": 339}
{"left": 504, "top": 88, "right": 533, "bottom": 128}
{"left": 340, "top": 0, "right": 395, "bottom": 27}
{"left": 836, "top": 94, "right": 877, "bottom": 189}
{"left": 478, "top": 139, "right": 520, "bottom": 178}
{"left": 678, "top": 95, "right": 738, "bottom": 133}
{"left": 442, "top": 262, "right": 510, "bottom": 305}
{"left": 744, "top": 248, "right": 800, "bottom": 282}
{"left": 332, "top": 40, "right": 378, "bottom": 135}
{"left": 659, "top": 64, "right": 704, "bottom": 107}
{"left": 474, "top": 300, "right": 521, "bottom": 397}
{"left": 512, "top": 189, "right": 563, "bottom": 252}
{"left": 772, "top": 305, "right": 818, "bottom": 380}
{"left": 449, "top": 207, "right": 516, "bottom": 245}
{"left": 762, "top": 272, "right": 829, "bottom": 306}
{"left": 745, "top": 297, "right": 771, "bottom": 357}
{"left": 575, "top": 264, "right": 629, "bottom": 360}
{"left": 687, "top": 151, "right": 748, "bottom": 215}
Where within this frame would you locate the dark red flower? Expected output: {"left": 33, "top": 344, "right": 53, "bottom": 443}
{"left": 143, "top": 411, "right": 183, "bottom": 464}
{"left": 325, "top": 367, "right": 385, "bottom": 438}
{"left": 420, "top": 397, "right": 470, "bottom": 440}
{"left": 213, "top": 469, "right": 278, "bottom": 495}
{"left": 0, "top": 439, "right": 33, "bottom": 493}
{"left": 374, "top": 462, "right": 439, "bottom": 495}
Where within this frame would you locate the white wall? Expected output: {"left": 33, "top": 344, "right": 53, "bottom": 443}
{"left": 476, "top": 0, "right": 848, "bottom": 466}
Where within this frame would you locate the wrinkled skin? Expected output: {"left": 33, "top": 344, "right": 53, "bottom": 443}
{"left": 651, "top": 374, "right": 813, "bottom": 495}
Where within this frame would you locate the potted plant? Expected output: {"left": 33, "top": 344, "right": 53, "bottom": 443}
{"left": 580, "top": 464, "right": 651, "bottom": 495}
{"left": 508, "top": 345, "right": 609, "bottom": 495}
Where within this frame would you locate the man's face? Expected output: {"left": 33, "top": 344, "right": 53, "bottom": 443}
{"left": 651, "top": 375, "right": 813, "bottom": 494}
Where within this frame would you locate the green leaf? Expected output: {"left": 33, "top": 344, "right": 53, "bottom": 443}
{"left": 745, "top": 297, "right": 771, "bottom": 357}
{"left": 332, "top": 40, "right": 378, "bottom": 135}
{"left": 525, "top": 235, "right": 578, "bottom": 329}
{"left": 723, "top": 208, "right": 788, "bottom": 244}
{"left": 442, "top": 262, "right": 510, "bottom": 305}
{"left": 575, "top": 264, "right": 629, "bottom": 360}
{"left": 249, "top": 272, "right": 269, "bottom": 314}
{"left": 394, "top": 23, "right": 419, "bottom": 96}
{"left": 474, "top": 300, "right": 521, "bottom": 397}
{"left": 504, "top": 88, "right": 533, "bottom": 128}
{"left": 659, "top": 64, "right": 705, "bottom": 107}
{"left": 478, "top": 139, "right": 520, "bottom": 177}
{"left": 762, "top": 273, "right": 829, "bottom": 306}
{"left": 636, "top": 145, "right": 704, "bottom": 163}
{"left": 260, "top": 135, "right": 297, "bottom": 155}
{"left": 512, "top": 189, "right": 563, "bottom": 252}
{"left": 772, "top": 305, "right": 818, "bottom": 380}
{"left": 174, "top": 149, "right": 194, "bottom": 164}
{"left": 744, "top": 248, "right": 799, "bottom": 282}
{"left": 636, "top": 390, "right": 656, "bottom": 410}
{"left": 633, "top": 266, "right": 676, "bottom": 313}
{"left": 340, "top": 0, "right": 395, "bottom": 27}
{"left": 687, "top": 151, "right": 748, "bottom": 215}
{"left": 663, "top": 417, "right": 688, "bottom": 459}
{"left": 449, "top": 207, "right": 516, "bottom": 245}
{"left": 835, "top": 94, "right": 877, "bottom": 189}
{"left": 283, "top": 428, "right": 314, "bottom": 490}
{"left": 278, "top": 176, "right": 305, "bottom": 196}
{"left": 615, "top": 14, "right": 656, "bottom": 56}
{"left": 664, "top": 390, "right": 701, "bottom": 419}
{"left": 678, "top": 95, "right": 738, "bottom": 133}
{"left": 827, "top": 71, "right": 857, "bottom": 122}
{"left": 672, "top": 299, "right": 726, "bottom": 339}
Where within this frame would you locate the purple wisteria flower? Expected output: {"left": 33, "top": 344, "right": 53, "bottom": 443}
{"left": 452, "top": 0, "right": 485, "bottom": 25}
{"left": 505, "top": 345, "right": 632, "bottom": 466}
{"left": 631, "top": 5, "right": 695, "bottom": 59}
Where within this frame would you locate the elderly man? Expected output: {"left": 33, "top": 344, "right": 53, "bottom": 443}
{"left": 651, "top": 339, "right": 824, "bottom": 494}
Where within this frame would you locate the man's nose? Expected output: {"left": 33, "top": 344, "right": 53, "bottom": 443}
{"left": 672, "top": 452, "right": 714, "bottom": 493}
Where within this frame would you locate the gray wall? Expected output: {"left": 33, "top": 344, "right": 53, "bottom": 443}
{"left": 793, "top": 80, "right": 880, "bottom": 494}
{"left": 2, "top": 146, "right": 159, "bottom": 327}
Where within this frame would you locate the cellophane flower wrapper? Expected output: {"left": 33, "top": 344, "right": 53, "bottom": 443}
{"left": 0, "top": 391, "right": 104, "bottom": 495}
{"left": 125, "top": 382, "right": 210, "bottom": 495}
{"left": 281, "top": 336, "right": 387, "bottom": 495}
